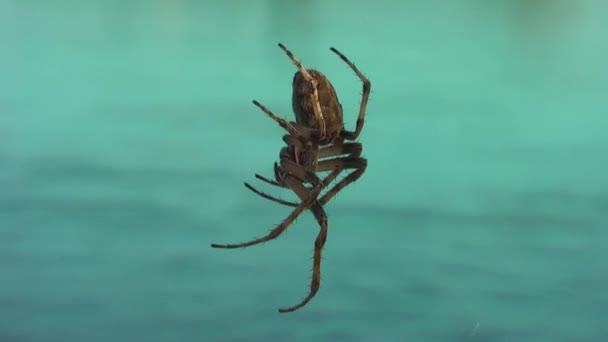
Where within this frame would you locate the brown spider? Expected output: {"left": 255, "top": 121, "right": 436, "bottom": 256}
{"left": 211, "top": 43, "right": 370, "bottom": 313}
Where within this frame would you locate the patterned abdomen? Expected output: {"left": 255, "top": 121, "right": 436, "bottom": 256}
{"left": 291, "top": 70, "right": 344, "bottom": 144}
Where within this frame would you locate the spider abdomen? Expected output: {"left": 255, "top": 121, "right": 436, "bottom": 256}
{"left": 292, "top": 70, "right": 344, "bottom": 144}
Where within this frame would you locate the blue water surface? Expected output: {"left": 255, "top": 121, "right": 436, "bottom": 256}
{"left": 1, "top": 1, "right": 607, "bottom": 341}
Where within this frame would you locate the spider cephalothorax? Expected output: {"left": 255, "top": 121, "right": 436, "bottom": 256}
{"left": 211, "top": 43, "right": 370, "bottom": 313}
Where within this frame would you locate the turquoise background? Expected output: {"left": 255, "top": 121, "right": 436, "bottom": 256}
{"left": 1, "top": 1, "right": 607, "bottom": 341}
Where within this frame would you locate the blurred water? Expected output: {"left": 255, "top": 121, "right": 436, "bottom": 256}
{"left": 1, "top": 1, "right": 607, "bottom": 341}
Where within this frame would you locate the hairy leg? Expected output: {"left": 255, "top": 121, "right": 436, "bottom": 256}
{"left": 277, "top": 175, "right": 328, "bottom": 313}
{"left": 329, "top": 47, "right": 371, "bottom": 141}
{"left": 210, "top": 167, "right": 323, "bottom": 248}
{"left": 278, "top": 43, "right": 326, "bottom": 139}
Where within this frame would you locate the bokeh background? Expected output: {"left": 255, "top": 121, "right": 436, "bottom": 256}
{"left": 1, "top": 1, "right": 607, "bottom": 341}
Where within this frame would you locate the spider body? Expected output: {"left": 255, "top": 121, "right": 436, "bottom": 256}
{"left": 211, "top": 43, "right": 370, "bottom": 313}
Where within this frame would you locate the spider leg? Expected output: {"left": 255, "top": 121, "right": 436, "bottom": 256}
{"left": 244, "top": 181, "right": 298, "bottom": 207}
{"left": 317, "top": 157, "right": 367, "bottom": 206}
{"left": 252, "top": 100, "right": 307, "bottom": 140}
{"left": 254, "top": 173, "right": 282, "bottom": 187}
{"left": 210, "top": 162, "right": 323, "bottom": 249}
{"left": 316, "top": 140, "right": 366, "bottom": 205}
{"left": 318, "top": 142, "right": 362, "bottom": 159}
{"left": 277, "top": 175, "right": 328, "bottom": 313}
{"left": 253, "top": 161, "right": 285, "bottom": 187}
{"left": 285, "top": 138, "right": 362, "bottom": 207}
{"left": 245, "top": 160, "right": 297, "bottom": 206}
{"left": 329, "top": 47, "right": 371, "bottom": 141}
{"left": 278, "top": 43, "right": 326, "bottom": 139}
{"left": 210, "top": 185, "right": 322, "bottom": 249}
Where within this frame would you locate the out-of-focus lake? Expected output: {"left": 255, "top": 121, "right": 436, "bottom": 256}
{"left": 1, "top": 1, "right": 607, "bottom": 341}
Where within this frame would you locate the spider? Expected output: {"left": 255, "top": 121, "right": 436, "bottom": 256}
{"left": 211, "top": 43, "right": 370, "bottom": 313}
